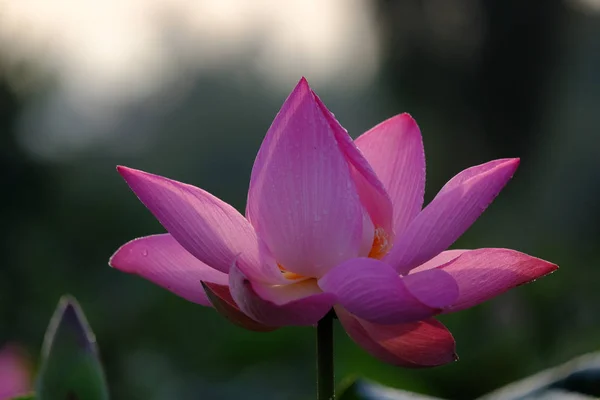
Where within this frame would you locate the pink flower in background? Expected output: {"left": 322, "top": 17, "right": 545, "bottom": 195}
{"left": 0, "top": 345, "right": 31, "bottom": 399}
{"left": 110, "top": 78, "right": 557, "bottom": 367}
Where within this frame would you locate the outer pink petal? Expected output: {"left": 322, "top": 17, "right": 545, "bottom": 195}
{"left": 109, "top": 234, "right": 228, "bottom": 306}
{"left": 336, "top": 306, "right": 457, "bottom": 367}
{"left": 312, "top": 90, "right": 394, "bottom": 235}
{"left": 246, "top": 78, "right": 363, "bottom": 278}
{"left": 411, "top": 250, "right": 469, "bottom": 273}
{"left": 414, "top": 248, "right": 558, "bottom": 312}
{"left": 117, "top": 166, "right": 259, "bottom": 274}
{"left": 355, "top": 114, "right": 426, "bottom": 236}
{"left": 202, "top": 282, "right": 277, "bottom": 332}
{"left": 438, "top": 159, "right": 516, "bottom": 194}
{"left": 228, "top": 262, "right": 337, "bottom": 327}
{"left": 318, "top": 258, "right": 458, "bottom": 324}
{"left": 385, "top": 158, "right": 520, "bottom": 274}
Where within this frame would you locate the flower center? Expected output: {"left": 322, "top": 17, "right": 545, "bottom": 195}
{"left": 368, "top": 227, "right": 391, "bottom": 260}
{"left": 278, "top": 264, "right": 306, "bottom": 280}
{"left": 277, "top": 226, "right": 391, "bottom": 279}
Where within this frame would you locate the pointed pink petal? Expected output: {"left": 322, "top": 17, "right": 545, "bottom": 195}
{"left": 411, "top": 250, "right": 469, "bottom": 273}
{"left": 228, "top": 262, "right": 336, "bottom": 326}
{"left": 355, "top": 114, "right": 425, "bottom": 236}
{"left": 312, "top": 90, "right": 394, "bottom": 235}
{"left": 385, "top": 158, "right": 520, "bottom": 274}
{"left": 318, "top": 258, "right": 458, "bottom": 324}
{"left": 246, "top": 78, "right": 363, "bottom": 278}
{"left": 110, "top": 234, "right": 228, "bottom": 306}
{"left": 438, "top": 159, "right": 517, "bottom": 194}
{"left": 117, "top": 166, "right": 259, "bottom": 274}
{"left": 202, "top": 282, "right": 277, "bottom": 332}
{"left": 419, "top": 248, "right": 558, "bottom": 312}
{"left": 336, "top": 306, "right": 457, "bottom": 367}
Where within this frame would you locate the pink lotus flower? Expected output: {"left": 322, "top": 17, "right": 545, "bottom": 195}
{"left": 0, "top": 345, "right": 31, "bottom": 399}
{"left": 110, "top": 78, "right": 557, "bottom": 367}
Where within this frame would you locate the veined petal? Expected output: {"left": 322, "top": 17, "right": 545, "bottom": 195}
{"left": 246, "top": 78, "right": 363, "bottom": 278}
{"left": 109, "top": 234, "right": 228, "bottom": 306}
{"left": 413, "top": 248, "right": 558, "bottom": 312}
{"left": 438, "top": 159, "right": 517, "bottom": 194}
{"left": 336, "top": 306, "right": 457, "bottom": 367}
{"left": 312, "top": 90, "right": 394, "bottom": 235}
{"left": 117, "top": 166, "right": 259, "bottom": 274}
{"left": 410, "top": 250, "right": 468, "bottom": 273}
{"left": 228, "top": 262, "right": 337, "bottom": 327}
{"left": 318, "top": 258, "right": 458, "bottom": 324}
{"left": 355, "top": 114, "right": 426, "bottom": 236}
{"left": 385, "top": 158, "right": 520, "bottom": 274}
{"left": 202, "top": 282, "right": 277, "bottom": 332}
{"left": 237, "top": 238, "right": 307, "bottom": 285}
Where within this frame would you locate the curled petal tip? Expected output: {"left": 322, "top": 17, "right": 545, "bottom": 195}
{"left": 116, "top": 165, "right": 155, "bottom": 181}
{"left": 483, "top": 158, "right": 520, "bottom": 176}
{"left": 107, "top": 239, "right": 134, "bottom": 271}
{"left": 116, "top": 165, "right": 138, "bottom": 178}
{"left": 398, "top": 112, "right": 415, "bottom": 121}
{"left": 116, "top": 165, "right": 140, "bottom": 182}
{"left": 368, "top": 113, "right": 421, "bottom": 141}
{"left": 543, "top": 260, "right": 559, "bottom": 273}
{"left": 452, "top": 352, "right": 459, "bottom": 362}
{"left": 296, "top": 76, "right": 311, "bottom": 92}
{"left": 107, "top": 248, "right": 119, "bottom": 269}
{"left": 374, "top": 112, "right": 417, "bottom": 129}
{"left": 516, "top": 260, "right": 559, "bottom": 285}
{"left": 501, "top": 157, "right": 520, "bottom": 170}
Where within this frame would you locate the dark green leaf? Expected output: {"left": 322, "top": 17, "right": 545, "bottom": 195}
{"left": 36, "top": 295, "right": 109, "bottom": 400}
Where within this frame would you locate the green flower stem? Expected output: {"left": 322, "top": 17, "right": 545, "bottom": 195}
{"left": 317, "top": 310, "right": 335, "bottom": 400}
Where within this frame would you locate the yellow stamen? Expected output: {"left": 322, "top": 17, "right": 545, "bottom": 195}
{"left": 368, "top": 227, "right": 391, "bottom": 259}
{"left": 278, "top": 264, "right": 305, "bottom": 280}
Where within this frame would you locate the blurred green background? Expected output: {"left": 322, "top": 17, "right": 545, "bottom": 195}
{"left": 1, "top": 0, "right": 599, "bottom": 399}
